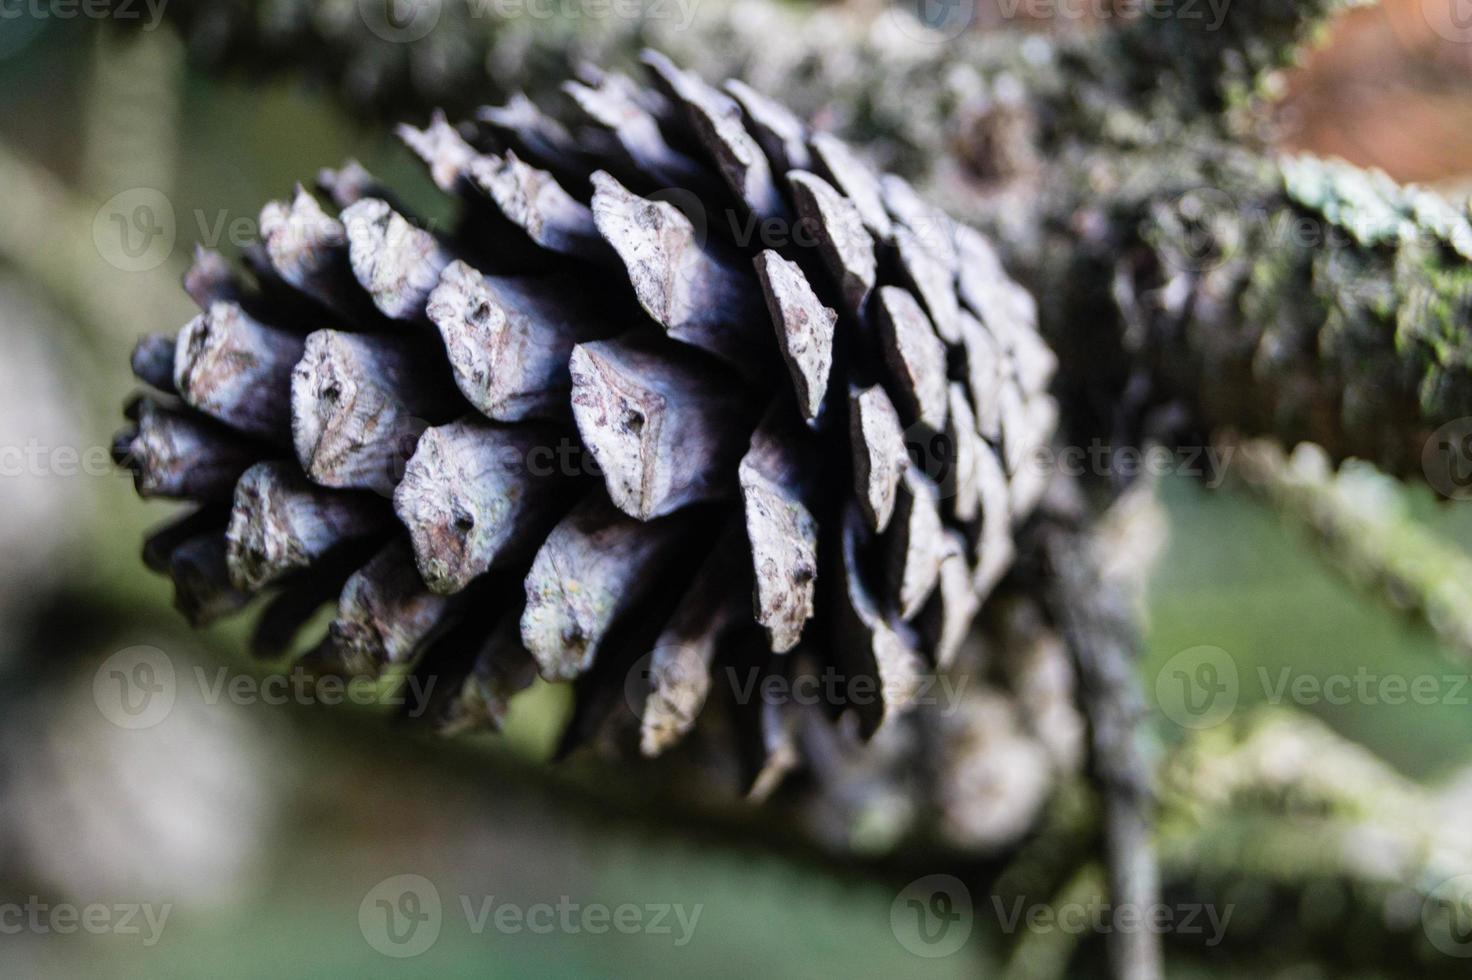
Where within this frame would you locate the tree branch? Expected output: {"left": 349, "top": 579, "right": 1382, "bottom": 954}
{"left": 1232, "top": 438, "right": 1472, "bottom": 662}
{"left": 1041, "top": 515, "right": 1163, "bottom": 980}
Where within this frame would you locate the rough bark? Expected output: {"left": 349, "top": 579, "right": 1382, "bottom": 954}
{"left": 1042, "top": 519, "right": 1163, "bottom": 980}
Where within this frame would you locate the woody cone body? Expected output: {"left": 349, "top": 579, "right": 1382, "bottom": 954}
{"left": 115, "top": 53, "right": 1058, "bottom": 795}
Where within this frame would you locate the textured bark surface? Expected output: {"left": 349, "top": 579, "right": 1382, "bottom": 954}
{"left": 174, "top": 302, "right": 304, "bottom": 443}
{"left": 290, "top": 330, "right": 462, "bottom": 495}
{"left": 224, "top": 462, "right": 387, "bottom": 593}
{"left": 520, "top": 495, "right": 693, "bottom": 682}
{"left": 341, "top": 198, "right": 451, "bottom": 321}
{"left": 1037, "top": 141, "right": 1472, "bottom": 481}
{"left": 753, "top": 250, "right": 836, "bottom": 425}
{"left": 425, "top": 261, "right": 616, "bottom": 423}
{"left": 639, "top": 526, "right": 750, "bottom": 758}
{"left": 394, "top": 417, "right": 572, "bottom": 595}
{"left": 887, "top": 468, "right": 946, "bottom": 621}
{"left": 590, "top": 171, "right": 769, "bottom": 374}
{"left": 847, "top": 384, "right": 908, "bottom": 534}
{"left": 116, "top": 397, "right": 258, "bottom": 501}
{"left": 328, "top": 540, "right": 457, "bottom": 677}
{"left": 788, "top": 170, "right": 876, "bottom": 317}
{"left": 738, "top": 407, "right": 819, "bottom": 654}
{"left": 569, "top": 334, "right": 754, "bottom": 520}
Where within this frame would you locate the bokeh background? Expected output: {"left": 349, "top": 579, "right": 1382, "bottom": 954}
{"left": 3, "top": 2, "right": 1472, "bottom": 976}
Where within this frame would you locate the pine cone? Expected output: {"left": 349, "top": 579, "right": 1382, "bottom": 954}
{"left": 114, "top": 53, "right": 1058, "bottom": 781}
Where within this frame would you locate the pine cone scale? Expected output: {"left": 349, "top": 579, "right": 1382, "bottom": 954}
{"left": 114, "top": 54, "right": 1059, "bottom": 783}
